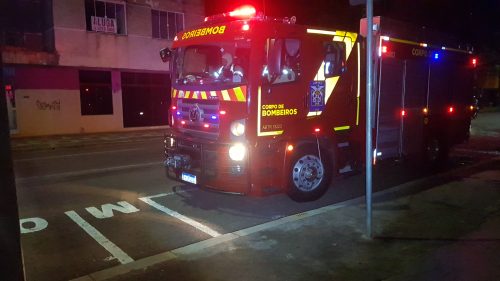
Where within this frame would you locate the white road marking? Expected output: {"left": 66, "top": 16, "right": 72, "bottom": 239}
{"left": 139, "top": 194, "right": 221, "bottom": 238}
{"left": 20, "top": 217, "right": 49, "bottom": 234}
{"left": 14, "top": 148, "right": 144, "bottom": 162}
{"left": 86, "top": 201, "right": 140, "bottom": 219}
{"left": 65, "top": 211, "right": 134, "bottom": 265}
{"left": 70, "top": 200, "right": 353, "bottom": 281}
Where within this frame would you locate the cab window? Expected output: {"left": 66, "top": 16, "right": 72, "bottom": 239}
{"left": 263, "top": 38, "right": 300, "bottom": 84}
{"left": 324, "top": 42, "right": 346, "bottom": 77}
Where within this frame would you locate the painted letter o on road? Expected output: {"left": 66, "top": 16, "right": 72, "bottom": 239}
{"left": 20, "top": 217, "right": 48, "bottom": 234}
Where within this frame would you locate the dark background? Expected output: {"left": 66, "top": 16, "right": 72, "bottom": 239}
{"left": 205, "top": 0, "right": 500, "bottom": 65}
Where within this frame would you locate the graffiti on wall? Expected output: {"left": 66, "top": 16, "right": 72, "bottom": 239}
{"left": 36, "top": 99, "right": 61, "bottom": 111}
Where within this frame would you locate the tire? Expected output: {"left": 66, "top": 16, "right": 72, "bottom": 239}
{"left": 422, "top": 136, "right": 449, "bottom": 170}
{"left": 287, "top": 147, "right": 332, "bottom": 202}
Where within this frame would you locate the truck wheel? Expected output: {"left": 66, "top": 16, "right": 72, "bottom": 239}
{"left": 423, "top": 137, "right": 449, "bottom": 169}
{"left": 287, "top": 148, "right": 331, "bottom": 202}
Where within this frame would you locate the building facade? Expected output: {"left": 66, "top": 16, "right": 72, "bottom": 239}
{"left": 1, "top": 0, "right": 204, "bottom": 136}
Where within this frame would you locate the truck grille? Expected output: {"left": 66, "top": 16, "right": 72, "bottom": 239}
{"left": 177, "top": 99, "right": 220, "bottom": 140}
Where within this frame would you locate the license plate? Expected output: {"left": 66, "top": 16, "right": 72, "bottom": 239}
{"left": 181, "top": 172, "right": 197, "bottom": 184}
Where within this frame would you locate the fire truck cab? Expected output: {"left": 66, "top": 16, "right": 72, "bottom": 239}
{"left": 162, "top": 7, "right": 475, "bottom": 201}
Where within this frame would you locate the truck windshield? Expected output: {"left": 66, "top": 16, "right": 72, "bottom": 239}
{"left": 173, "top": 41, "right": 251, "bottom": 86}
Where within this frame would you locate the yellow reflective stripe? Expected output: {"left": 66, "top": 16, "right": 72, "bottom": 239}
{"left": 307, "top": 29, "right": 336, "bottom": 36}
{"left": 185, "top": 91, "right": 190, "bottom": 98}
{"left": 356, "top": 97, "right": 360, "bottom": 126}
{"left": 334, "top": 126, "right": 350, "bottom": 131}
{"left": 259, "top": 131, "right": 284, "bottom": 136}
{"left": 210, "top": 91, "right": 217, "bottom": 97}
{"left": 201, "top": 91, "right": 207, "bottom": 100}
{"left": 172, "top": 89, "right": 177, "bottom": 98}
{"left": 257, "top": 86, "right": 262, "bottom": 135}
{"left": 356, "top": 42, "right": 361, "bottom": 126}
{"left": 233, "top": 87, "right": 246, "bottom": 102}
{"left": 307, "top": 111, "right": 322, "bottom": 117}
{"left": 334, "top": 31, "right": 357, "bottom": 64}
{"left": 221, "top": 90, "right": 230, "bottom": 101}
{"left": 314, "top": 61, "right": 326, "bottom": 81}
{"left": 325, "top": 76, "right": 339, "bottom": 104}
{"left": 389, "top": 37, "right": 419, "bottom": 46}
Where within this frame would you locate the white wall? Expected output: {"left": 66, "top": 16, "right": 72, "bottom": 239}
{"left": 52, "top": 0, "right": 204, "bottom": 71}
{"left": 10, "top": 0, "right": 205, "bottom": 136}
{"left": 15, "top": 88, "right": 124, "bottom": 136}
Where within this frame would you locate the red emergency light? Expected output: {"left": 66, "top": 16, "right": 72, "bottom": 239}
{"left": 5, "top": 84, "right": 12, "bottom": 91}
{"left": 448, "top": 106, "right": 454, "bottom": 114}
{"left": 314, "top": 128, "right": 321, "bottom": 133}
{"left": 203, "top": 123, "right": 210, "bottom": 128}
{"left": 229, "top": 5, "right": 256, "bottom": 18}
{"left": 472, "top": 58, "right": 477, "bottom": 67}
{"left": 401, "top": 109, "right": 406, "bottom": 117}
{"left": 382, "top": 46, "right": 388, "bottom": 54}
{"left": 219, "top": 110, "right": 227, "bottom": 115}
{"left": 171, "top": 106, "right": 177, "bottom": 110}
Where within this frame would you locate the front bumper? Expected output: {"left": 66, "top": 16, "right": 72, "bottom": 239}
{"left": 164, "top": 135, "right": 249, "bottom": 194}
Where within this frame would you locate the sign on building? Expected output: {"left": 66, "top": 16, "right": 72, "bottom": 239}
{"left": 91, "top": 16, "right": 117, "bottom": 33}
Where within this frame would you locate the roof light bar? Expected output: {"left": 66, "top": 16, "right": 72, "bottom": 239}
{"left": 229, "top": 5, "right": 256, "bottom": 18}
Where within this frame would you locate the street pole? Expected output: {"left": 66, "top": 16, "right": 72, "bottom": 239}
{"left": 365, "top": 0, "right": 374, "bottom": 239}
{"left": 0, "top": 51, "right": 25, "bottom": 280}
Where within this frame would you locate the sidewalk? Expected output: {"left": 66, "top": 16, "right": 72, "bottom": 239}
{"left": 74, "top": 158, "right": 500, "bottom": 281}
{"left": 9, "top": 128, "right": 167, "bottom": 151}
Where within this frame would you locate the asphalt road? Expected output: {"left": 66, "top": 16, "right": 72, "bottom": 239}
{"left": 12, "top": 114, "right": 498, "bottom": 281}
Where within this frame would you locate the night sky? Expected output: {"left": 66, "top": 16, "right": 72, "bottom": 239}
{"left": 205, "top": 0, "right": 500, "bottom": 62}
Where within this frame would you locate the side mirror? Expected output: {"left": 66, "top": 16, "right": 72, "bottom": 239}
{"left": 160, "top": 48, "right": 172, "bottom": 63}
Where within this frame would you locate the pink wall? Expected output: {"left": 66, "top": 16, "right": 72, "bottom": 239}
{"left": 14, "top": 66, "right": 79, "bottom": 90}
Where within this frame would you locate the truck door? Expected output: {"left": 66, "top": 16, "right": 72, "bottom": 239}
{"left": 376, "top": 57, "right": 404, "bottom": 159}
{"left": 258, "top": 38, "right": 302, "bottom": 137}
{"left": 401, "top": 60, "right": 428, "bottom": 157}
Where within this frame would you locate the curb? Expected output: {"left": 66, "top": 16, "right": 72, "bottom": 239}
{"left": 10, "top": 135, "right": 166, "bottom": 152}
{"left": 69, "top": 156, "right": 500, "bottom": 281}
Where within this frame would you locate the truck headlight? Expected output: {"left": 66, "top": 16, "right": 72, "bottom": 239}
{"left": 230, "top": 119, "right": 245, "bottom": 137}
{"left": 229, "top": 143, "right": 246, "bottom": 161}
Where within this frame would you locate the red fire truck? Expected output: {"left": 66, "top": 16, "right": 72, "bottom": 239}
{"left": 161, "top": 6, "right": 476, "bottom": 201}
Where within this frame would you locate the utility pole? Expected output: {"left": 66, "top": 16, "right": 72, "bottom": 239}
{"left": 365, "top": 0, "right": 374, "bottom": 239}
{"left": 349, "top": 0, "right": 374, "bottom": 239}
{"left": 0, "top": 50, "right": 25, "bottom": 280}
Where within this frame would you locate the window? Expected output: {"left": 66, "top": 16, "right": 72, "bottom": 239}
{"left": 173, "top": 41, "right": 251, "bottom": 86}
{"left": 324, "top": 42, "right": 346, "bottom": 78}
{"left": 263, "top": 38, "right": 301, "bottom": 84}
{"left": 84, "top": 0, "right": 126, "bottom": 35}
{"left": 79, "top": 70, "right": 113, "bottom": 115}
{"left": 151, "top": 10, "right": 184, "bottom": 40}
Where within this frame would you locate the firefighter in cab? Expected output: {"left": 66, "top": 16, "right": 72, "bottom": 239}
{"left": 217, "top": 52, "right": 244, "bottom": 83}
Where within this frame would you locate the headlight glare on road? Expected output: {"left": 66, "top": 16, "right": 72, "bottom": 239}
{"left": 229, "top": 143, "right": 246, "bottom": 161}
